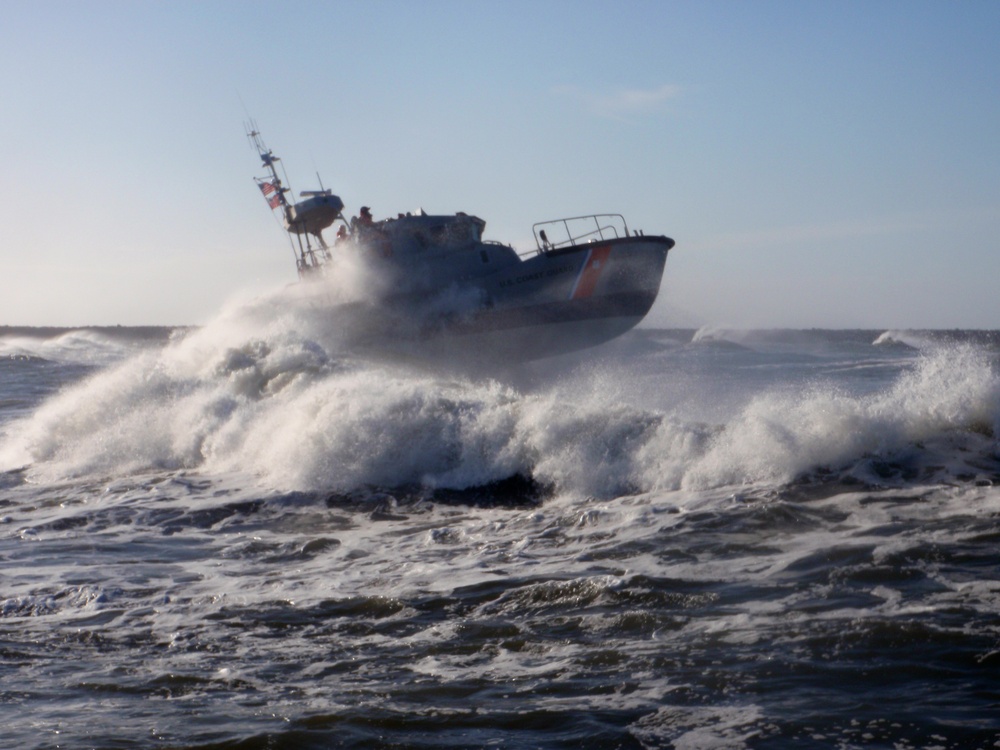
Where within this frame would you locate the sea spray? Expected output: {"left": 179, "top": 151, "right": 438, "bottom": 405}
{"left": 679, "top": 342, "right": 1000, "bottom": 489}
{"left": 3, "top": 305, "right": 999, "bottom": 500}
{"left": 4, "top": 328, "right": 1000, "bottom": 749}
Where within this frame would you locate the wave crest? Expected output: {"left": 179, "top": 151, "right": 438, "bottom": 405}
{"left": 3, "top": 295, "right": 999, "bottom": 500}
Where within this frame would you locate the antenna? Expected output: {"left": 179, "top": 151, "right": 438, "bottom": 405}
{"left": 236, "top": 89, "right": 256, "bottom": 134}
{"left": 244, "top": 118, "right": 263, "bottom": 151}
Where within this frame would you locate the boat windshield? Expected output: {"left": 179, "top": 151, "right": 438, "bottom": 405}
{"left": 398, "top": 215, "right": 484, "bottom": 249}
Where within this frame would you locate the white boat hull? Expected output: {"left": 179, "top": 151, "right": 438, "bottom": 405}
{"left": 384, "top": 236, "right": 672, "bottom": 363}
{"left": 246, "top": 128, "right": 674, "bottom": 363}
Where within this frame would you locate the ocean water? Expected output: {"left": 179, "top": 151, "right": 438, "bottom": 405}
{"left": 2, "top": 299, "right": 1000, "bottom": 748}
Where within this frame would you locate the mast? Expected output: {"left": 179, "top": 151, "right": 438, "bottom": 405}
{"left": 246, "top": 121, "right": 346, "bottom": 279}
{"left": 246, "top": 120, "right": 304, "bottom": 271}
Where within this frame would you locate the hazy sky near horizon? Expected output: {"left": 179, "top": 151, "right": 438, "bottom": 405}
{"left": 3, "top": 0, "right": 999, "bottom": 329}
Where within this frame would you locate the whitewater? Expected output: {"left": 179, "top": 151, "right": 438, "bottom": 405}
{"left": 2, "top": 291, "right": 1000, "bottom": 748}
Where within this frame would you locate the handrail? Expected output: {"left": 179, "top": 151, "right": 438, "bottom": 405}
{"left": 531, "top": 214, "right": 630, "bottom": 254}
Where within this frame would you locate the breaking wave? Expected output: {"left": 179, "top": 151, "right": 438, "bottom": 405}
{"left": 873, "top": 329, "right": 936, "bottom": 350}
{"left": 0, "top": 328, "right": 158, "bottom": 366}
{"left": 2, "top": 294, "right": 999, "bottom": 499}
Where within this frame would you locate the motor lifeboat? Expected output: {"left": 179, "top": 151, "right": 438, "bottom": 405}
{"left": 248, "top": 124, "right": 674, "bottom": 362}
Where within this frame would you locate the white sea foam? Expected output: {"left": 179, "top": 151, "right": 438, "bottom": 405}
{"left": 2, "top": 287, "right": 998, "bottom": 499}
{"left": 3, "top": 318, "right": 998, "bottom": 750}
{"left": 872, "top": 329, "right": 936, "bottom": 349}
{"left": 0, "top": 329, "right": 144, "bottom": 365}
{"left": 679, "top": 343, "right": 999, "bottom": 489}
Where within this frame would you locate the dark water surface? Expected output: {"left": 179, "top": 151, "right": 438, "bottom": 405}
{"left": 2, "top": 325, "right": 1000, "bottom": 748}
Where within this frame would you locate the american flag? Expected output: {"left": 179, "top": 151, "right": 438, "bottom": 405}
{"left": 258, "top": 181, "right": 281, "bottom": 208}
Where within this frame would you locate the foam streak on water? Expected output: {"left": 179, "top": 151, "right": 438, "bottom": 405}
{"left": 2, "top": 314, "right": 1000, "bottom": 749}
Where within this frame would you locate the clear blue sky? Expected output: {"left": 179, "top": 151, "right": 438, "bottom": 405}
{"left": 3, "top": 0, "right": 999, "bottom": 328}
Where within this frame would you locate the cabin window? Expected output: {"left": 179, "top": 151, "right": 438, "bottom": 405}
{"left": 480, "top": 250, "right": 489, "bottom": 263}
{"left": 428, "top": 221, "right": 476, "bottom": 248}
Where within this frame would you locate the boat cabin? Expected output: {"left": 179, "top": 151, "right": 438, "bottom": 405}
{"left": 349, "top": 212, "right": 521, "bottom": 286}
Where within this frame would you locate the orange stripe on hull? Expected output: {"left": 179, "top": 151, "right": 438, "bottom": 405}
{"left": 570, "top": 245, "right": 613, "bottom": 300}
